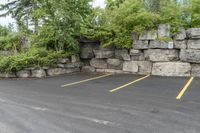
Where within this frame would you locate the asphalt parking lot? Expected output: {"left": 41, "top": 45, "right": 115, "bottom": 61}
{"left": 0, "top": 72, "right": 199, "bottom": 133}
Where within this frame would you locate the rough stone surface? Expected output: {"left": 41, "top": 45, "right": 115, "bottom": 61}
{"left": 122, "top": 61, "right": 138, "bottom": 73}
{"left": 180, "top": 49, "right": 200, "bottom": 63}
{"left": 90, "top": 58, "right": 108, "bottom": 69}
{"left": 107, "top": 58, "right": 123, "bottom": 70}
{"left": 187, "top": 28, "right": 200, "bottom": 39}
{"left": 131, "top": 54, "right": 145, "bottom": 61}
{"left": 65, "top": 62, "right": 84, "bottom": 68}
{"left": 115, "top": 49, "right": 131, "bottom": 61}
{"left": 71, "top": 55, "right": 80, "bottom": 63}
{"left": 187, "top": 39, "right": 200, "bottom": 50}
{"left": 144, "top": 49, "right": 179, "bottom": 62}
{"left": 174, "top": 40, "right": 187, "bottom": 49}
{"left": 81, "top": 66, "right": 96, "bottom": 72}
{"left": 80, "top": 44, "right": 97, "bottom": 59}
{"left": 57, "top": 58, "right": 70, "bottom": 64}
{"left": 137, "top": 61, "right": 152, "bottom": 74}
{"left": 149, "top": 40, "right": 169, "bottom": 49}
{"left": 174, "top": 28, "right": 186, "bottom": 40}
{"left": 31, "top": 69, "right": 46, "bottom": 78}
{"left": 16, "top": 70, "right": 31, "bottom": 78}
{"left": 139, "top": 30, "right": 157, "bottom": 40}
{"left": 0, "top": 73, "right": 16, "bottom": 78}
{"left": 191, "top": 64, "right": 200, "bottom": 77}
{"left": 130, "top": 49, "right": 142, "bottom": 56}
{"left": 158, "top": 24, "right": 171, "bottom": 38}
{"left": 152, "top": 62, "right": 191, "bottom": 77}
{"left": 133, "top": 40, "right": 149, "bottom": 50}
{"left": 93, "top": 49, "right": 114, "bottom": 59}
{"left": 47, "top": 68, "right": 80, "bottom": 76}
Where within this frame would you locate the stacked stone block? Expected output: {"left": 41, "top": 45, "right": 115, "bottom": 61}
{"left": 80, "top": 24, "right": 200, "bottom": 77}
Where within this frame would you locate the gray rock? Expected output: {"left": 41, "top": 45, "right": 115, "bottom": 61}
{"left": 139, "top": 30, "right": 157, "bottom": 40}
{"left": 133, "top": 40, "right": 149, "bottom": 50}
{"left": 132, "top": 32, "right": 140, "bottom": 41}
{"left": 149, "top": 40, "right": 170, "bottom": 49}
{"left": 31, "top": 69, "right": 46, "bottom": 78}
{"left": 90, "top": 58, "right": 108, "bottom": 69}
{"left": 47, "top": 68, "right": 80, "bottom": 76}
{"left": 104, "top": 69, "right": 125, "bottom": 74}
{"left": 65, "top": 62, "right": 84, "bottom": 68}
{"left": 93, "top": 49, "right": 114, "bottom": 59}
{"left": 144, "top": 49, "right": 179, "bottom": 62}
{"left": 158, "top": 24, "right": 171, "bottom": 38}
{"left": 0, "top": 72, "right": 16, "bottom": 78}
{"left": 81, "top": 66, "right": 96, "bottom": 72}
{"left": 152, "top": 62, "right": 191, "bottom": 77}
{"left": 115, "top": 49, "right": 131, "bottom": 61}
{"left": 187, "top": 28, "right": 200, "bottom": 39}
{"left": 174, "top": 40, "right": 187, "bottom": 49}
{"left": 71, "top": 55, "right": 80, "bottom": 63}
{"left": 180, "top": 49, "right": 200, "bottom": 63}
{"left": 137, "top": 61, "right": 152, "bottom": 74}
{"left": 130, "top": 49, "right": 142, "bottom": 56}
{"left": 174, "top": 28, "right": 186, "bottom": 40}
{"left": 191, "top": 64, "right": 200, "bottom": 77}
{"left": 57, "top": 58, "right": 69, "bottom": 64}
{"left": 57, "top": 64, "right": 65, "bottom": 68}
{"left": 16, "top": 70, "right": 31, "bottom": 78}
{"left": 122, "top": 61, "right": 138, "bottom": 73}
{"left": 187, "top": 39, "right": 200, "bottom": 49}
{"left": 107, "top": 58, "right": 123, "bottom": 70}
{"left": 131, "top": 54, "right": 145, "bottom": 61}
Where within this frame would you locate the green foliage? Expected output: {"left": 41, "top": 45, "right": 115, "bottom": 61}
{"left": 0, "top": 48, "right": 74, "bottom": 73}
{"left": 82, "top": 0, "right": 200, "bottom": 49}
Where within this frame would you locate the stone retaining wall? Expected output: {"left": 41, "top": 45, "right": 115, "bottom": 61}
{"left": 80, "top": 24, "right": 200, "bottom": 77}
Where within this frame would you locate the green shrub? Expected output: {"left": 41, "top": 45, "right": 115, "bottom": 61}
{"left": 0, "top": 48, "right": 75, "bottom": 73}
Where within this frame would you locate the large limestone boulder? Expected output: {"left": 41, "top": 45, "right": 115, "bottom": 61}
{"left": 174, "top": 40, "right": 187, "bottom": 49}
{"left": 180, "top": 49, "right": 200, "bottom": 63}
{"left": 158, "top": 24, "right": 171, "bottom": 38}
{"left": 149, "top": 40, "right": 170, "bottom": 49}
{"left": 139, "top": 30, "right": 157, "bottom": 40}
{"left": 107, "top": 58, "right": 123, "bottom": 70}
{"left": 47, "top": 68, "right": 80, "bottom": 76}
{"left": 0, "top": 72, "right": 16, "bottom": 78}
{"left": 31, "top": 69, "right": 46, "bottom": 78}
{"left": 144, "top": 49, "right": 179, "bottom": 62}
{"left": 174, "top": 28, "right": 186, "bottom": 40}
{"left": 16, "top": 70, "right": 31, "bottom": 78}
{"left": 137, "top": 61, "right": 152, "bottom": 74}
{"left": 191, "top": 64, "right": 200, "bottom": 77}
{"left": 81, "top": 66, "right": 96, "bottom": 72}
{"left": 130, "top": 49, "right": 141, "bottom": 56}
{"left": 57, "top": 58, "right": 70, "bottom": 64}
{"left": 152, "top": 62, "right": 191, "bottom": 77}
{"left": 93, "top": 49, "right": 114, "bottom": 59}
{"left": 90, "top": 58, "right": 108, "bottom": 69}
{"left": 187, "top": 39, "right": 200, "bottom": 50}
{"left": 187, "top": 28, "right": 200, "bottom": 39}
{"left": 122, "top": 61, "right": 138, "bottom": 73}
{"left": 133, "top": 40, "right": 149, "bottom": 50}
{"left": 115, "top": 49, "right": 131, "bottom": 61}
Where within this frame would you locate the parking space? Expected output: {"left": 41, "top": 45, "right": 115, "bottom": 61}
{"left": 0, "top": 72, "right": 199, "bottom": 133}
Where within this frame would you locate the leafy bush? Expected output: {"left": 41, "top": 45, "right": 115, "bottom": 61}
{"left": 82, "top": 0, "right": 200, "bottom": 49}
{"left": 0, "top": 48, "right": 75, "bottom": 73}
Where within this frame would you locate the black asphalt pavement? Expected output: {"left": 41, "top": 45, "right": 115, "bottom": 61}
{"left": 0, "top": 72, "right": 199, "bottom": 133}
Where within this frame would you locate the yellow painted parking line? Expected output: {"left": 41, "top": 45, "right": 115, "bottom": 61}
{"left": 61, "top": 73, "right": 113, "bottom": 87}
{"left": 176, "top": 77, "right": 194, "bottom": 100}
{"left": 109, "top": 75, "right": 150, "bottom": 93}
